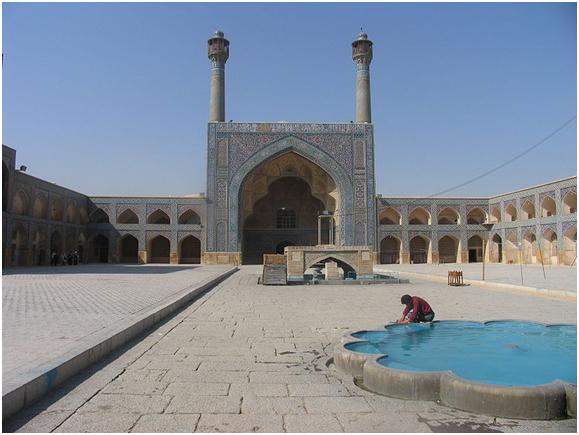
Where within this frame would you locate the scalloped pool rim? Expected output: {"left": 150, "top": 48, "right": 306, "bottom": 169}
{"left": 334, "top": 319, "right": 577, "bottom": 420}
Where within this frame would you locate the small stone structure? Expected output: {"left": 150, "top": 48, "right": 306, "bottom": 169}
{"left": 286, "top": 245, "right": 374, "bottom": 281}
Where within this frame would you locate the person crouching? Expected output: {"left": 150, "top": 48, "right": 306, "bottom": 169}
{"left": 397, "top": 294, "right": 435, "bottom": 324}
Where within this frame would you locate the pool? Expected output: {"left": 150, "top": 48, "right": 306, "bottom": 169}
{"left": 334, "top": 320, "right": 577, "bottom": 419}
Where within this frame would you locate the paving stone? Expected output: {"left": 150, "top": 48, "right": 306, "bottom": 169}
{"left": 165, "top": 395, "right": 241, "bottom": 414}
{"left": 242, "top": 396, "right": 307, "bottom": 415}
{"left": 197, "top": 414, "right": 284, "bottom": 432}
{"left": 101, "top": 380, "right": 169, "bottom": 395}
{"left": 304, "top": 397, "right": 373, "bottom": 414}
{"left": 163, "top": 369, "right": 249, "bottom": 384}
{"left": 77, "top": 394, "right": 171, "bottom": 414}
{"left": 130, "top": 413, "right": 200, "bottom": 433}
{"left": 53, "top": 412, "right": 140, "bottom": 433}
{"left": 249, "top": 372, "right": 328, "bottom": 384}
{"left": 164, "top": 382, "right": 230, "bottom": 396}
{"left": 117, "top": 369, "right": 167, "bottom": 382}
{"left": 283, "top": 414, "right": 343, "bottom": 432}
{"left": 337, "top": 413, "right": 430, "bottom": 433}
{"left": 7, "top": 410, "right": 73, "bottom": 433}
{"left": 229, "top": 383, "right": 288, "bottom": 398}
{"left": 288, "top": 383, "right": 351, "bottom": 397}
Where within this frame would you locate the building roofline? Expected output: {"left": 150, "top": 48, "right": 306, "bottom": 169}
{"left": 88, "top": 195, "right": 206, "bottom": 200}
{"left": 488, "top": 175, "right": 577, "bottom": 200}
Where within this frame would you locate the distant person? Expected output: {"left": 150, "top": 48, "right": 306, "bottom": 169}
{"left": 51, "top": 251, "right": 58, "bottom": 266}
{"left": 397, "top": 294, "right": 435, "bottom": 323}
{"left": 73, "top": 251, "right": 79, "bottom": 265}
{"left": 61, "top": 253, "right": 67, "bottom": 266}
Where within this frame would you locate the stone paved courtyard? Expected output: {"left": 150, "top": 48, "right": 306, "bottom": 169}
{"left": 376, "top": 263, "right": 577, "bottom": 293}
{"left": 2, "top": 264, "right": 232, "bottom": 392}
{"left": 4, "top": 266, "right": 577, "bottom": 433}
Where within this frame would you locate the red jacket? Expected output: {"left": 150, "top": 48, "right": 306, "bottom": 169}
{"left": 402, "top": 296, "right": 433, "bottom": 321}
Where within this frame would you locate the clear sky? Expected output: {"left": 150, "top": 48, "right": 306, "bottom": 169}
{"left": 3, "top": 2, "right": 576, "bottom": 197}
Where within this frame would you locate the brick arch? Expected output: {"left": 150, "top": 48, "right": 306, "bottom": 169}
{"left": 305, "top": 253, "right": 358, "bottom": 274}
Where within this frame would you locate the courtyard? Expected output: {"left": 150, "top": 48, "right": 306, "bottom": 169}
{"left": 4, "top": 265, "right": 576, "bottom": 432}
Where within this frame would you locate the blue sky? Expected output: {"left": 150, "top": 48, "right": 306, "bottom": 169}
{"left": 3, "top": 2, "right": 576, "bottom": 197}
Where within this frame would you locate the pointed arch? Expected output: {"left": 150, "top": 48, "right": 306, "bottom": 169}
{"left": 90, "top": 208, "right": 110, "bottom": 224}
{"left": 66, "top": 201, "right": 79, "bottom": 224}
{"left": 32, "top": 193, "right": 49, "bottom": 219}
{"left": 119, "top": 234, "right": 139, "bottom": 263}
{"left": 148, "top": 209, "right": 170, "bottom": 225}
{"left": 563, "top": 226, "right": 577, "bottom": 266}
{"left": 179, "top": 235, "right": 201, "bottom": 264}
{"left": 379, "top": 207, "right": 401, "bottom": 225}
{"left": 505, "top": 204, "right": 517, "bottom": 222}
{"left": 467, "top": 235, "right": 483, "bottom": 263}
{"left": 149, "top": 235, "right": 170, "bottom": 263}
{"left": 178, "top": 209, "right": 201, "bottom": 225}
{"left": 438, "top": 235, "right": 459, "bottom": 263}
{"left": 522, "top": 231, "right": 537, "bottom": 264}
{"left": 542, "top": 228, "right": 558, "bottom": 265}
{"left": 408, "top": 207, "right": 431, "bottom": 225}
{"left": 562, "top": 191, "right": 576, "bottom": 215}
{"left": 466, "top": 208, "right": 486, "bottom": 224}
{"left": 521, "top": 200, "right": 535, "bottom": 220}
{"left": 380, "top": 235, "right": 401, "bottom": 264}
{"left": 490, "top": 206, "right": 501, "bottom": 223}
{"left": 11, "top": 189, "right": 29, "bottom": 215}
{"left": 90, "top": 234, "right": 110, "bottom": 263}
{"left": 490, "top": 233, "right": 503, "bottom": 263}
{"left": 410, "top": 235, "right": 431, "bottom": 264}
{"left": 118, "top": 209, "right": 139, "bottom": 224}
{"left": 541, "top": 196, "right": 556, "bottom": 217}
{"left": 228, "top": 136, "right": 354, "bottom": 252}
{"left": 438, "top": 207, "right": 460, "bottom": 225}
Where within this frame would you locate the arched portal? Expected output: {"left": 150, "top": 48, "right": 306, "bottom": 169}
{"left": 31, "top": 229, "right": 47, "bottom": 266}
{"left": 380, "top": 235, "right": 400, "bottom": 264}
{"left": 180, "top": 236, "right": 201, "bottom": 264}
{"left": 466, "top": 208, "right": 486, "bottom": 224}
{"left": 490, "top": 206, "right": 501, "bottom": 223}
{"left": 467, "top": 235, "right": 483, "bottom": 263}
{"left": 542, "top": 229, "right": 558, "bottom": 265}
{"left": 438, "top": 208, "right": 460, "bottom": 225}
{"left": 505, "top": 234, "right": 519, "bottom": 264}
{"left": 379, "top": 208, "right": 401, "bottom": 225}
{"left": 91, "top": 234, "right": 109, "bottom": 263}
{"left": 439, "top": 235, "right": 459, "bottom": 263}
{"left": 32, "top": 193, "right": 49, "bottom": 219}
{"left": 77, "top": 233, "right": 87, "bottom": 263}
{"left": 120, "top": 235, "right": 139, "bottom": 263}
{"left": 239, "top": 152, "right": 339, "bottom": 265}
{"left": 408, "top": 207, "right": 430, "bottom": 225}
{"left": 12, "top": 190, "right": 29, "bottom": 215}
{"left": 541, "top": 197, "right": 556, "bottom": 217}
{"left": 90, "top": 208, "right": 109, "bottom": 224}
{"left": 66, "top": 202, "right": 78, "bottom": 224}
{"left": 179, "top": 209, "right": 201, "bottom": 225}
{"left": 148, "top": 210, "right": 170, "bottom": 225}
{"left": 410, "top": 236, "right": 430, "bottom": 264}
{"left": 563, "top": 192, "right": 577, "bottom": 215}
{"left": 118, "top": 209, "right": 139, "bottom": 224}
{"left": 51, "top": 198, "right": 64, "bottom": 221}
{"left": 505, "top": 204, "right": 517, "bottom": 222}
{"left": 490, "top": 234, "right": 503, "bottom": 263}
{"left": 521, "top": 200, "right": 535, "bottom": 220}
{"left": 149, "top": 235, "right": 170, "bottom": 263}
{"left": 523, "top": 232, "right": 537, "bottom": 264}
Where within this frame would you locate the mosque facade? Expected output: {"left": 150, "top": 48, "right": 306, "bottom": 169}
{"left": 2, "top": 32, "right": 577, "bottom": 268}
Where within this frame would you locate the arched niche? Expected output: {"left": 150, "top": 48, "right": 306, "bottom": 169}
{"left": 379, "top": 208, "right": 401, "bottom": 225}
{"left": 118, "top": 209, "right": 139, "bottom": 224}
{"left": 408, "top": 207, "right": 431, "bottom": 225}
{"left": 148, "top": 209, "right": 170, "bottom": 225}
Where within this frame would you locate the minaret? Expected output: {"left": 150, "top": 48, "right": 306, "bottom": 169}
{"left": 207, "top": 30, "right": 229, "bottom": 122}
{"left": 352, "top": 31, "right": 373, "bottom": 123}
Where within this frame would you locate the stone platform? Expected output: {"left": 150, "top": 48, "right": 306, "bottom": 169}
{"left": 2, "top": 264, "right": 237, "bottom": 419}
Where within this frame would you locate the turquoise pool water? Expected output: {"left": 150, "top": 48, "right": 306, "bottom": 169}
{"left": 346, "top": 321, "right": 576, "bottom": 387}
